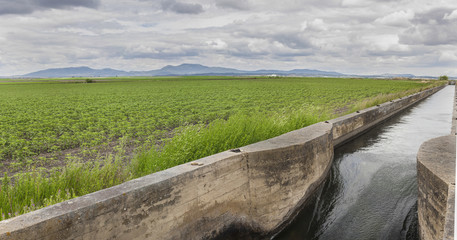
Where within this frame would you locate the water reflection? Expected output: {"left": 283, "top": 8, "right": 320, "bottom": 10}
{"left": 275, "top": 86, "right": 454, "bottom": 240}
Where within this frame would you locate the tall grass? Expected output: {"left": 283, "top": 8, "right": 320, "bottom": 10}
{"left": 350, "top": 88, "right": 422, "bottom": 112}
{"left": 130, "top": 107, "right": 328, "bottom": 177}
{"left": 0, "top": 156, "right": 128, "bottom": 220}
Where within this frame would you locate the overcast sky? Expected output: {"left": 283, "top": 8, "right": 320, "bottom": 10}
{"left": 0, "top": 0, "right": 456, "bottom": 76}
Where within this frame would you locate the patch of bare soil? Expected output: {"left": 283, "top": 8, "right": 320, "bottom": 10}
{"left": 1, "top": 126, "right": 179, "bottom": 179}
{"left": 332, "top": 104, "right": 351, "bottom": 116}
{"left": 0, "top": 139, "right": 144, "bottom": 178}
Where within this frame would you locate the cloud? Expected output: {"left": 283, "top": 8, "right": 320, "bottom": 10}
{"left": 123, "top": 44, "right": 200, "bottom": 59}
{"left": 227, "top": 17, "right": 313, "bottom": 51}
{"left": 375, "top": 10, "right": 414, "bottom": 27}
{"left": 439, "top": 51, "right": 457, "bottom": 62}
{"left": 56, "top": 27, "right": 98, "bottom": 36}
{"left": 36, "top": 0, "right": 100, "bottom": 9}
{"left": 0, "top": 2, "right": 34, "bottom": 15}
{"left": 302, "top": 18, "right": 328, "bottom": 31}
{"left": 363, "top": 35, "right": 415, "bottom": 57}
{"left": 444, "top": 9, "right": 457, "bottom": 20}
{"left": 206, "top": 39, "right": 228, "bottom": 50}
{"left": 271, "top": 32, "right": 312, "bottom": 50}
{"left": 0, "top": 0, "right": 100, "bottom": 15}
{"left": 399, "top": 8, "right": 457, "bottom": 45}
{"left": 215, "top": 0, "right": 250, "bottom": 10}
{"left": 412, "top": 8, "right": 453, "bottom": 24}
{"left": 161, "top": 0, "right": 204, "bottom": 14}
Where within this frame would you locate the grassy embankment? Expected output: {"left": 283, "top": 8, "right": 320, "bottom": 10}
{"left": 0, "top": 76, "right": 446, "bottom": 220}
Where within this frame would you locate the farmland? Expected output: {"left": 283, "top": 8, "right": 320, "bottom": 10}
{"left": 0, "top": 76, "right": 445, "bottom": 220}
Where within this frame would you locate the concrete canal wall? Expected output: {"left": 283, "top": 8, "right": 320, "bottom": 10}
{"left": 417, "top": 136, "right": 455, "bottom": 240}
{"left": 0, "top": 86, "right": 444, "bottom": 240}
{"left": 418, "top": 85, "right": 456, "bottom": 240}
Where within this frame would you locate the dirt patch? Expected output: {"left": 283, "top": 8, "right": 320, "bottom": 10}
{"left": 0, "top": 139, "right": 143, "bottom": 178}
{"left": 332, "top": 104, "right": 351, "bottom": 116}
{"left": 0, "top": 126, "right": 180, "bottom": 179}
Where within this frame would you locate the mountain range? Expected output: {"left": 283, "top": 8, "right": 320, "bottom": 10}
{"left": 15, "top": 63, "right": 436, "bottom": 79}
{"left": 18, "top": 64, "right": 344, "bottom": 78}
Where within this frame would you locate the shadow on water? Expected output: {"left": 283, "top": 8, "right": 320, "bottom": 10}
{"left": 274, "top": 86, "right": 454, "bottom": 240}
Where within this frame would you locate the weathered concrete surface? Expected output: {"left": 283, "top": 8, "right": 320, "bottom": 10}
{"left": 417, "top": 135, "right": 456, "bottom": 240}
{"left": 0, "top": 85, "right": 445, "bottom": 240}
{"left": 443, "top": 186, "right": 455, "bottom": 240}
{"left": 240, "top": 122, "right": 334, "bottom": 234}
{"left": 0, "top": 123, "right": 333, "bottom": 240}
{"left": 0, "top": 151, "right": 253, "bottom": 240}
{"left": 330, "top": 86, "right": 444, "bottom": 147}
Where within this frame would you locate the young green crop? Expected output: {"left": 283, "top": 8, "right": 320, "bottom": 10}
{"left": 0, "top": 76, "right": 445, "bottom": 220}
{"left": 0, "top": 77, "right": 439, "bottom": 161}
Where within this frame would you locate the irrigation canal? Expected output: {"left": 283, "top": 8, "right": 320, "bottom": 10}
{"left": 274, "top": 85, "right": 454, "bottom": 240}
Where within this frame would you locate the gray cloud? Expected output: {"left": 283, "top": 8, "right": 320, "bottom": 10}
{"left": 0, "top": 0, "right": 100, "bottom": 15}
{"left": 229, "top": 20, "right": 313, "bottom": 51}
{"left": 0, "top": 2, "right": 34, "bottom": 15}
{"left": 370, "top": 0, "right": 404, "bottom": 2}
{"left": 399, "top": 8, "right": 457, "bottom": 46}
{"left": 412, "top": 8, "right": 453, "bottom": 24}
{"left": 161, "top": 0, "right": 204, "bottom": 14}
{"left": 271, "top": 33, "right": 312, "bottom": 50}
{"left": 365, "top": 48, "right": 420, "bottom": 57}
{"left": 228, "top": 48, "right": 269, "bottom": 58}
{"left": 123, "top": 45, "right": 200, "bottom": 59}
{"left": 36, "top": 0, "right": 100, "bottom": 9}
{"left": 215, "top": 0, "right": 250, "bottom": 10}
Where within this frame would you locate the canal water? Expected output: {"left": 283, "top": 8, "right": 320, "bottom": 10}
{"left": 275, "top": 86, "right": 454, "bottom": 240}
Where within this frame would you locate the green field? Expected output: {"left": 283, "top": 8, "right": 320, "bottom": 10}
{"left": 0, "top": 76, "right": 444, "bottom": 220}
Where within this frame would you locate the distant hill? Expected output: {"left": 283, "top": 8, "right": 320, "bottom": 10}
{"left": 18, "top": 63, "right": 443, "bottom": 79}
{"left": 20, "top": 64, "right": 347, "bottom": 78}
{"left": 22, "top": 66, "right": 127, "bottom": 78}
{"left": 142, "top": 63, "right": 246, "bottom": 76}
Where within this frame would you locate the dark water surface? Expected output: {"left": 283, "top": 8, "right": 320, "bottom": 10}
{"left": 275, "top": 86, "right": 454, "bottom": 240}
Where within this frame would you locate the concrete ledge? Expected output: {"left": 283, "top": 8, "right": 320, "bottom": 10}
{"left": 417, "top": 135, "right": 456, "bottom": 240}
{"left": 0, "top": 85, "right": 446, "bottom": 240}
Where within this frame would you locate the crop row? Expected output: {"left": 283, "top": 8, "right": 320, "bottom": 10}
{"left": 0, "top": 77, "right": 437, "bottom": 162}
